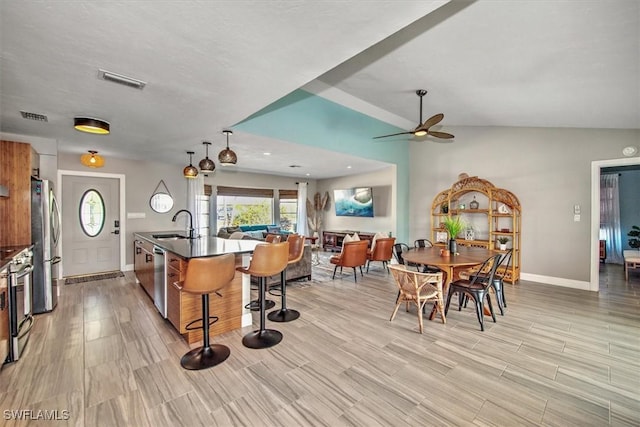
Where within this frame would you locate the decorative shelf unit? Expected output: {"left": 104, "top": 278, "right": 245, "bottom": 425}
{"left": 431, "top": 176, "right": 521, "bottom": 283}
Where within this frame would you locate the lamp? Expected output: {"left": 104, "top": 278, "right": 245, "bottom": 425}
{"left": 80, "top": 150, "right": 105, "bottom": 168}
{"left": 218, "top": 130, "right": 237, "bottom": 165}
{"left": 198, "top": 141, "right": 216, "bottom": 172}
{"left": 183, "top": 151, "right": 198, "bottom": 179}
{"left": 74, "top": 117, "right": 110, "bottom": 135}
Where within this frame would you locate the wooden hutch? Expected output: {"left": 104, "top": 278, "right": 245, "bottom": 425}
{"left": 431, "top": 176, "right": 521, "bottom": 283}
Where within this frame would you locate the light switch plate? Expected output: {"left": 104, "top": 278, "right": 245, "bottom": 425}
{"left": 574, "top": 214, "right": 581, "bottom": 222}
{"left": 127, "top": 212, "right": 146, "bottom": 219}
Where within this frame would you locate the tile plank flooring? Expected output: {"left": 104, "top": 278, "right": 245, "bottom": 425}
{"left": 1, "top": 257, "right": 639, "bottom": 426}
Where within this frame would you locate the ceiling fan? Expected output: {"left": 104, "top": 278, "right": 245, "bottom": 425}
{"left": 373, "top": 89, "right": 454, "bottom": 140}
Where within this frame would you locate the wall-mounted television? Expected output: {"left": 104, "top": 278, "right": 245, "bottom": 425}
{"left": 334, "top": 187, "right": 374, "bottom": 217}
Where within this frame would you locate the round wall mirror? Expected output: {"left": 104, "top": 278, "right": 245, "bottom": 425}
{"left": 150, "top": 192, "right": 174, "bottom": 213}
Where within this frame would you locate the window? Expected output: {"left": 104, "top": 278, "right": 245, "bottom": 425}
{"left": 79, "top": 189, "right": 105, "bottom": 237}
{"left": 216, "top": 186, "right": 274, "bottom": 230}
{"left": 279, "top": 189, "right": 298, "bottom": 232}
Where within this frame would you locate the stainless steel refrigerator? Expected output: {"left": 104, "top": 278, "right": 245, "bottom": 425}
{"left": 31, "top": 177, "right": 61, "bottom": 314}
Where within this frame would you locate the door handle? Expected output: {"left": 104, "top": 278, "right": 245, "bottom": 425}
{"left": 111, "top": 230, "right": 120, "bottom": 235}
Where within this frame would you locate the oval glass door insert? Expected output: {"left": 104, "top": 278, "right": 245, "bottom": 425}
{"left": 79, "top": 189, "right": 105, "bottom": 237}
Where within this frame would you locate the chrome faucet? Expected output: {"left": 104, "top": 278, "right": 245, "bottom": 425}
{"left": 172, "top": 209, "right": 195, "bottom": 239}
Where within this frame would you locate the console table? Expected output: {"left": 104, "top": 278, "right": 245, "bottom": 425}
{"left": 322, "top": 230, "right": 376, "bottom": 252}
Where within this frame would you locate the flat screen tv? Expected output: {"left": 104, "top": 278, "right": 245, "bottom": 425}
{"left": 334, "top": 187, "right": 374, "bottom": 217}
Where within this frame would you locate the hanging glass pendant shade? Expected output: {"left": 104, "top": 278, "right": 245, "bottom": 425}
{"left": 198, "top": 141, "right": 215, "bottom": 172}
{"left": 218, "top": 130, "right": 237, "bottom": 165}
{"left": 183, "top": 151, "right": 198, "bottom": 179}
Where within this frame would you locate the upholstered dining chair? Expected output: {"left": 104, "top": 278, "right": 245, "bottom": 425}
{"left": 445, "top": 253, "right": 502, "bottom": 331}
{"left": 366, "top": 237, "right": 395, "bottom": 273}
{"left": 389, "top": 265, "right": 445, "bottom": 334}
{"left": 329, "top": 240, "right": 369, "bottom": 282}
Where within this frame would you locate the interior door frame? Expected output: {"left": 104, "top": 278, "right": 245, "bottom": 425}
{"left": 57, "top": 169, "right": 126, "bottom": 278}
{"left": 590, "top": 156, "right": 640, "bottom": 291}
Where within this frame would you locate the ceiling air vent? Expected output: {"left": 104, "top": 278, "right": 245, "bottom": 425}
{"left": 98, "top": 69, "right": 146, "bottom": 90}
{"left": 20, "top": 111, "right": 48, "bottom": 122}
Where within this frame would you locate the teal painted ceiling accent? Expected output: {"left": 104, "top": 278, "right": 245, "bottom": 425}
{"left": 235, "top": 89, "right": 408, "bottom": 166}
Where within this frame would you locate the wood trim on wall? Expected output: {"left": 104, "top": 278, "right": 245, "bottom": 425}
{"left": 0, "top": 140, "right": 33, "bottom": 246}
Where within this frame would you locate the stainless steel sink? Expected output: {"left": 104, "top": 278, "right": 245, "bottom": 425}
{"left": 152, "top": 233, "right": 188, "bottom": 240}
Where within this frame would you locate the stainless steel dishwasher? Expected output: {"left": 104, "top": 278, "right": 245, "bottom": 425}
{"left": 153, "top": 246, "right": 166, "bottom": 318}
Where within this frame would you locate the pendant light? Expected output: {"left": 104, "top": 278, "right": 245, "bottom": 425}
{"left": 74, "top": 117, "right": 110, "bottom": 135}
{"left": 198, "top": 141, "right": 216, "bottom": 172}
{"left": 218, "top": 130, "right": 237, "bottom": 166}
{"left": 80, "top": 150, "right": 105, "bottom": 168}
{"left": 183, "top": 151, "right": 198, "bottom": 179}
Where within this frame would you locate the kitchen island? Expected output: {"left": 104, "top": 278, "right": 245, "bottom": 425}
{"left": 134, "top": 232, "right": 262, "bottom": 344}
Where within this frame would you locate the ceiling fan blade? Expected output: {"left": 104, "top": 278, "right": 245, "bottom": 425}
{"left": 421, "top": 113, "right": 444, "bottom": 130}
{"left": 427, "top": 130, "right": 455, "bottom": 139}
{"left": 372, "top": 131, "right": 414, "bottom": 139}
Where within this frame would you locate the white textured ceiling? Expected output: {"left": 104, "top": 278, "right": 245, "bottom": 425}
{"left": 1, "top": 1, "right": 638, "bottom": 179}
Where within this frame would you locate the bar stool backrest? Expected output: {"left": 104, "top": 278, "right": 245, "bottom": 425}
{"left": 287, "top": 234, "right": 305, "bottom": 264}
{"left": 247, "top": 242, "right": 289, "bottom": 277}
{"left": 183, "top": 253, "right": 235, "bottom": 295}
{"left": 265, "top": 234, "right": 281, "bottom": 243}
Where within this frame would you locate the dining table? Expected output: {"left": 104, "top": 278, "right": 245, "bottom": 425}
{"left": 402, "top": 246, "right": 496, "bottom": 319}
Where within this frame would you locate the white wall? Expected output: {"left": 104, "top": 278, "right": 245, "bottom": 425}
{"left": 318, "top": 165, "right": 396, "bottom": 236}
{"left": 408, "top": 126, "right": 640, "bottom": 288}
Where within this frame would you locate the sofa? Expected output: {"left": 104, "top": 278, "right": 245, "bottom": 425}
{"left": 217, "top": 224, "right": 291, "bottom": 241}
{"left": 250, "top": 244, "right": 312, "bottom": 286}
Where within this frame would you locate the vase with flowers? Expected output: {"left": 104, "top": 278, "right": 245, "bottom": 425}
{"left": 442, "top": 216, "right": 466, "bottom": 255}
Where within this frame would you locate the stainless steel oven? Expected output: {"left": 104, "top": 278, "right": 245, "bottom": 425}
{"left": 7, "top": 248, "right": 34, "bottom": 363}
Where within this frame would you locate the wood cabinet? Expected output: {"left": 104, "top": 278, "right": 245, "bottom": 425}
{"left": 431, "top": 176, "right": 521, "bottom": 283}
{"left": 0, "top": 140, "right": 38, "bottom": 247}
{"left": 165, "top": 251, "right": 244, "bottom": 344}
{"left": 322, "top": 230, "right": 376, "bottom": 252}
{"left": 0, "top": 269, "right": 9, "bottom": 364}
{"left": 133, "top": 239, "right": 154, "bottom": 298}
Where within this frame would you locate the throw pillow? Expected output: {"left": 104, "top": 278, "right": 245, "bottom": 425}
{"left": 229, "top": 231, "right": 246, "bottom": 240}
{"left": 341, "top": 233, "right": 354, "bottom": 253}
{"left": 352, "top": 232, "right": 360, "bottom": 241}
{"left": 370, "top": 232, "right": 388, "bottom": 252}
{"left": 267, "top": 226, "right": 281, "bottom": 233}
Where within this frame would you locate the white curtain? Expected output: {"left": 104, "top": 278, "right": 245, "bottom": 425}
{"left": 186, "top": 174, "right": 206, "bottom": 238}
{"left": 296, "top": 182, "right": 308, "bottom": 236}
{"left": 600, "top": 174, "right": 623, "bottom": 264}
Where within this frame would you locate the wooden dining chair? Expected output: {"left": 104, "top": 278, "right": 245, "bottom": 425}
{"left": 389, "top": 265, "right": 445, "bottom": 333}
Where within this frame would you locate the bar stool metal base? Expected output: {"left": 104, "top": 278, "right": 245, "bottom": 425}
{"left": 180, "top": 344, "right": 230, "bottom": 370}
{"left": 242, "top": 329, "right": 283, "bottom": 349}
{"left": 268, "top": 308, "right": 300, "bottom": 322}
{"left": 245, "top": 299, "right": 275, "bottom": 311}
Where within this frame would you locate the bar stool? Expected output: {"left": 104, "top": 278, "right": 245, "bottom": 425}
{"left": 245, "top": 234, "right": 281, "bottom": 311}
{"left": 237, "top": 241, "right": 289, "bottom": 349}
{"left": 177, "top": 253, "right": 235, "bottom": 370}
{"left": 268, "top": 234, "right": 304, "bottom": 322}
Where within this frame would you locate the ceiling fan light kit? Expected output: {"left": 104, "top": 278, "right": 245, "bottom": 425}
{"left": 183, "top": 151, "right": 198, "bottom": 179}
{"left": 373, "top": 89, "right": 454, "bottom": 141}
{"left": 74, "top": 117, "right": 110, "bottom": 135}
{"left": 218, "top": 130, "right": 237, "bottom": 165}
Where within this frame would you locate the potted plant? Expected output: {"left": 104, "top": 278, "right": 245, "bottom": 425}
{"left": 442, "top": 216, "right": 466, "bottom": 254}
{"left": 629, "top": 225, "right": 640, "bottom": 249}
{"left": 497, "top": 236, "right": 509, "bottom": 251}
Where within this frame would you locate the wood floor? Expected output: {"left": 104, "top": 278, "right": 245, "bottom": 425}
{"left": 1, "top": 256, "right": 639, "bottom": 426}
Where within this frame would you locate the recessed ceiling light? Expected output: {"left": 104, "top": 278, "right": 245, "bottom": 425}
{"left": 347, "top": 165, "right": 352, "bottom": 169}
{"left": 305, "top": 173, "right": 310, "bottom": 176}
{"left": 263, "top": 152, "right": 271, "bottom": 156}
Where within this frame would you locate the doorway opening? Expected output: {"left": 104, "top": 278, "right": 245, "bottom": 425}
{"left": 591, "top": 156, "right": 640, "bottom": 291}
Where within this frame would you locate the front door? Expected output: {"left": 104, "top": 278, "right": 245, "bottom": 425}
{"left": 61, "top": 175, "right": 120, "bottom": 277}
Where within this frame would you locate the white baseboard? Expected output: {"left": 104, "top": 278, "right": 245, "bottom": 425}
{"left": 124, "top": 263, "right": 134, "bottom": 272}
{"left": 520, "top": 273, "right": 591, "bottom": 291}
